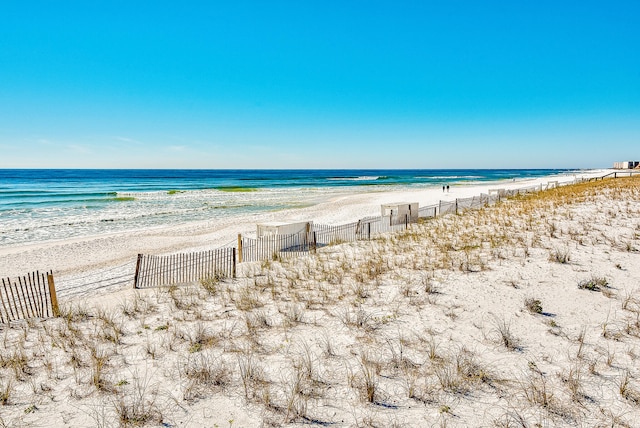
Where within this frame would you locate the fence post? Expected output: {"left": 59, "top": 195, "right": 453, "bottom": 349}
{"left": 313, "top": 232, "right": 317, "bottom": 253}
{"left": 405, "top": 214, "right": 408, "bottom": 230}
{"left": 46, "top": 273, "right": 60, "bottom": 317}
{"left": 368, "top": 222, "right": 371, "bottom": 240}
{"left": 455, "top": 199, "right": 458, "bottom": 215}
{"left": 232, "top": 248, "right": 237, "bottom": 278}
{"left": 3, "top": 278, "right": 20, "bottom": 320}
{"left": 237, "top": 234, "right": 243, "bottom": 264}
{"left": 133, "top": 254, "right": 142, "bottom": 289}
{"left": 0, "top": 279, "right": 10, "bottom": 322}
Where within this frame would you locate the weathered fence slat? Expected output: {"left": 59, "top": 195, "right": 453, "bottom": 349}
{"left": 27, "top": 273, "right": 39, "bottom": 316}
{"left": 37, "top": 272, "right": 48, "bottom": 318}
{"left": 25, "top": 276, "right": 38, "bottom": 316}
{"left": 0, "top": 271, "right": 58, "bottom": 323}
{"left": 0, "top": 279, "right": 10, "bottom": 323}
{"left": 34, "top": 272, "right": 45, "bottom": 317}
{"left": 2, "top": 279, "right": 16, "bottom": 320}
{"left": 11, "top": 277, "right": 26, "bottom": 319}
{"left": 47, "top": 273, "right": 60, "bottom": 317}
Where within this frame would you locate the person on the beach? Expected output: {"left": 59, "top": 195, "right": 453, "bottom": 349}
{"left": 442, "top": 185, "right": 445, "bottom": 192}
{"left": 446, "top": 185, "right": 450, "bottom": 192}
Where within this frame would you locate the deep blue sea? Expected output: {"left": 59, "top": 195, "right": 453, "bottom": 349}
{"left": 0, "top": 169, "right": 576, "bottom": 246}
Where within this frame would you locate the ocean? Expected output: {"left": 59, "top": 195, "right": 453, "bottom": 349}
{"left": 0, "top": 169, "right": 576, "bottom": 246}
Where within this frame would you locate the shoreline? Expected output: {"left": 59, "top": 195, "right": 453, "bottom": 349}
{"left": 0, "top": 169, "right": 611, "bottom": 285}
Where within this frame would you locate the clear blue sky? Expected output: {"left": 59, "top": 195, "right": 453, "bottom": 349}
{"left": 1, "top": 1, "right": 638, "bottom": 169}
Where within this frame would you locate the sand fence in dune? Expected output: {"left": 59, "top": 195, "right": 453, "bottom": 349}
{"left": 0, "top": 271, "right": 59, "bottom": 323}
{"left": 124, "top": 171, "right": 640, "bottom": 291}
{"left": 133, "top": 247, "right": 237, "bottom": 289}
{"left": 131, "top": 171, "right": 632, "bottom": 280}
{"left": 238, "top": 216, "right": 413, "bottom": 263}
{"left": 239, "top": 191, "right": 524, "bottom": 262}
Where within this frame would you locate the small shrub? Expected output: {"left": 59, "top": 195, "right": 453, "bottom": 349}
{"left": 200, "top": 275, "right": 220, "bottom": 295}
{"left": 521, "top": 371, "right": 553, "bottom": 407}
{"left": 183, "top": 354, "right": 232, "bottom": 400}
{"left": 235, "top": 287, "right": 264, "bottom": 311}
{"left": 113, "top": 375, "right": 163, "bottom": 427}
{"left": 422, "top": 276, "right": 439, "bottom": 294}
{"left": 491, "top": 316, "right": 521, "bottom": 351}
{"left": 578, "top": 276, "right": 608, "bottom": 292}
{"left": 0, "top": 377, "right": 12, "bottom": 405}
{"left": 237, "top": 354, "right": 267, "bottom": 401}
{"left": 549, "top": 247, "right": 571, "bottom": 264}
{"left": 524, "top": 298, "right": 543, "bottom": 314}
{"left": 320, "top": 330, "right": 338, "bottom": 358}
{"left": 90, "top": 348, "right": 114, "bottom": 393}
{"left": 619, "top": 371, "right": 640, "bottom": 405}
{"left": 339, "top": 308, "right": 381, "bottom": 332}
{"left": 355, "top": 357, "right": 379, "bottom": 403}
{"left": 434, "top": 363, "right": 464, "bottom": 393}
{"left": 188, "top": 323, "right": 218, "bottom": 352}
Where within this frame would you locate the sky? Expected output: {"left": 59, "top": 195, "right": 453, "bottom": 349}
{"left": 0, "top": 1, "right": 638, "bottom": 169}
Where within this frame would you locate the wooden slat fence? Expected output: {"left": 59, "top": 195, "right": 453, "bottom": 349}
{"left": 436, "top": 195, "right": 494, "bottom": 216}
{"left": 517, "top": 185, "right": 538, "bottom": 195}
{"left": 134, "top": 248, "right": 236, "bottom": 289}
{"left": 1, "top": 271, "right": 59, "bottom": 323}
{"left": 439, "top": 200, "right": 458, "bottom": 215}
{"left": 606, "top": 171, "right": 640, "bottom": 179}
{"left": 313, "top": 222, "right": 360, "bottom": 246}
{"left": 456, "top": 196, "right": 476, "bottom": 213}
{"left": 418, "top": 204, "right": 438, "bottom": 219}
{"left": 222, "top": 175, "right": 626, "bottom": 267}
{"left": 482, "top": 193, "right": 500, "bottom": 206}
{"left": 240, "top": 231, "right": 313, "bottom": 263}
{"left": 357, "top": 215, "right": 411, "bottom": 238}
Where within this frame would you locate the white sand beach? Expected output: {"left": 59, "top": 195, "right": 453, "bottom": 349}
{"left": 2, "top": 169, "right": 639, "bottom": 427}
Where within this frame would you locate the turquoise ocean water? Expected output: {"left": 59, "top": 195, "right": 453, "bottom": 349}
{"left": 0, "top": 169, "right": 578, "bottom": 246}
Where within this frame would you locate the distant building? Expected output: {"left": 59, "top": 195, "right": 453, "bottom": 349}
{"left": 613, "top": 161, "right": 640, "bottom": 169}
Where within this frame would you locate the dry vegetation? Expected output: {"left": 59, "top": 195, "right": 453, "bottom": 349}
{"left": 2, "top": 177, "right": 640, "bottom": 426}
